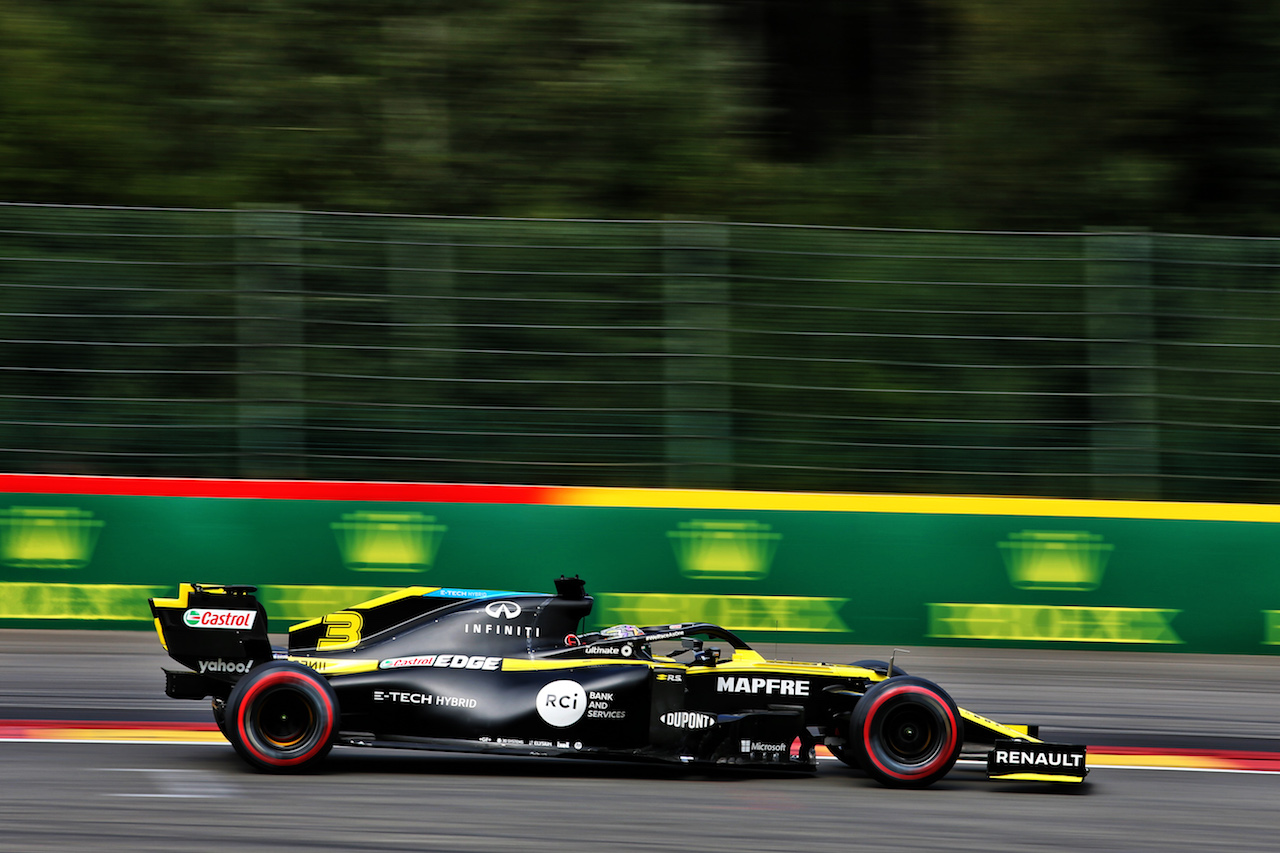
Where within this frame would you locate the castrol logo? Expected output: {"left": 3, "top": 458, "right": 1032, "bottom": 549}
{"left": 183, "top": 608, "right": 257, "bottom": 629}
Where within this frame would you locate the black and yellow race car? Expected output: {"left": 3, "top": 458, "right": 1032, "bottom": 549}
{"left": 149, "top": 576, "right": 1086, "bottom": 787}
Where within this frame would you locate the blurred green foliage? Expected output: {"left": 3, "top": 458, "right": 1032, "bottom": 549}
{"left": 4, "top": 1, "right": 1280, "bottom": 232}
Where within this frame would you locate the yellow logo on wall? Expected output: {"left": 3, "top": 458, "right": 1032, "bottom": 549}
{"left": 668, "top": 519, "right": 781, "bottom": 581}
{"left": 596, "top": 592, "right": 849, "bottom": 633}
{"left": 927, "top": 602, "right": 1182, "bottom": 644}
{"left": 261, "top": 585, "right": 398, "bottom": 623}
{"left": 924, "top": 529, "right": 1183, "bottom": 644}
{"left": 0, "top": 582, "right": 164, "bottom": 620}
{"left": 998, "top": 530, "right": 1113, "bottom": 591}
{"left": 1263, "top": 611, "right": 1280, "bottom": 645}
{"left": 331, "top": 511, "right": 446, "bottom": 573}
{"left": 0, "top": 506, "right": 104, "bottom": 570}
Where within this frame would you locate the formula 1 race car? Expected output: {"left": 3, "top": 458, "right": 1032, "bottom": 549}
{"left": 149, "top": 576, "right": 1087, "bottom": 787}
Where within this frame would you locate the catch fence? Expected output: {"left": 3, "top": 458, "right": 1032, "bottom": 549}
{"left": 2, "top": 203, "right": 1278, "bottom": 502}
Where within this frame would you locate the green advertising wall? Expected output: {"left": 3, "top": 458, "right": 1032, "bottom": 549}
{"left": 2, "top": 476, "right": 1279, "bottom": 655}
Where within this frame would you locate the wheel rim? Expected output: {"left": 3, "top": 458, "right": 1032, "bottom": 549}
{"left": 252, "top": 687, "right": 317, "bottom": 751}
{"left": 878, "top": 702, "right": 940, "bottom": 766}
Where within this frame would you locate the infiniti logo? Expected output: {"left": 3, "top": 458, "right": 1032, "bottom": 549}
{"left": 485, "top": 600, "right": 522, "bottom": 619}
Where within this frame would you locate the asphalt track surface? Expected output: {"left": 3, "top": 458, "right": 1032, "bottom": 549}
{"left": 4, "top": 631, "right": 1280, "bottom": 852}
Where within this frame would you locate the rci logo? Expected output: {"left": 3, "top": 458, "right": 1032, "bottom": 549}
{"left": 536, "top": 680, "right": 586, "bottom": 728}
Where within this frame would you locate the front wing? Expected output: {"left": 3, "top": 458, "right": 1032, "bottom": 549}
{"left": 987, "top": 741, "right": 1088, "bottom": 783}
{"left": 960, "top": 709, "right": 1088, "bottom": 783}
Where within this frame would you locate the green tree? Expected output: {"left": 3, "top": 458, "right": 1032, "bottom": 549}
{"left": 0, "top": 1, "right": 762, "bottom": 218}
{"left": 926, "top": 0, "right": 1280, "bottom": 233}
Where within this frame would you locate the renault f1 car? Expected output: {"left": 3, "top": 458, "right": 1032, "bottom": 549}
{"left": 149, "top": 576, "right": 1087, "bottom": 787}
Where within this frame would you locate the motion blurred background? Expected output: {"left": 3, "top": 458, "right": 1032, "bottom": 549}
{"left": 2, "top": 1, "right": 1279, "bottom": 502}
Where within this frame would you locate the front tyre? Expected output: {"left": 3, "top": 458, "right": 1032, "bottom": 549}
{"left": 224, "top": 662, "right": 338, "bottom": 773}
{"left": 850, "top": 676, "right": 962, "bottom": 788}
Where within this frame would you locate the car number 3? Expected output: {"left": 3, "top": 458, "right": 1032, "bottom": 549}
{"left": 317, "top": 611, "right": 364, "bottom": 651}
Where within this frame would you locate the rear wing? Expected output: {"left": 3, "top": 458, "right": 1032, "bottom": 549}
{"left": 149, "top": 583, "right": 273, "bottom": 698}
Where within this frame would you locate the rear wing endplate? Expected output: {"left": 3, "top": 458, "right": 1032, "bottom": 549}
{"left": 149, "top": 583, "right": 273, "bottom": 687}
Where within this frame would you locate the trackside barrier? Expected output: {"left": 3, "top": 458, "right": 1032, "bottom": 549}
{"left": 2, "top": 474, "right": 1279, "bottom": 655}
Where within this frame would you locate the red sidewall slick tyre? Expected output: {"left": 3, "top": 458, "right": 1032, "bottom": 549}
{"left": 851, "top": 676, "right": 963, "bottom": 788}
{"left": 225, "top": 662, "right": 338, "bottom": 773}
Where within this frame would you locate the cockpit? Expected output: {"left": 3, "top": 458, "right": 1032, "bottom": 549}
{"left": 548, "top": 621, "right": 752, "bottom": 665}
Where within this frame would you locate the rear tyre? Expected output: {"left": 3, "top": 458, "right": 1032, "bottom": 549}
{"left": 211, "top": 697, "right": 228, "bottom": 738}
{"left": 850, "top": 676, "right": 962, "bottom": 788}
{"left": 224, "top": 662, "right": 338, "bottom": 773}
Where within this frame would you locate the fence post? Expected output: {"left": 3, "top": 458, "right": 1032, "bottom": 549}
{"left": 385, "top": 220, "right": 456, "bottom": 467}
{"left": 236, "top": 207, "right": 305, "bottom": 478}
{"left": 1085, "top": 229, "right": 1160, "bottom": 499}
{"left": 387, "top": 221, "right": 456, "bottom": 382}
{"left": 663, "top": 221, "right": 732, "bottom": 488}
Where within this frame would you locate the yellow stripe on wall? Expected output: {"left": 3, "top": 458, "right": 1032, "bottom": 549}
{"left": 553, "top": 487, "right": 1280, "bottom": 523}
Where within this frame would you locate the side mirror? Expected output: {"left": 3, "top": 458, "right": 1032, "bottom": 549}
{"left": 682, "top": 637, "right": 704, "bottom": 653}
{"left": 693, "top": 646, "right": 721, "bottom": 667}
